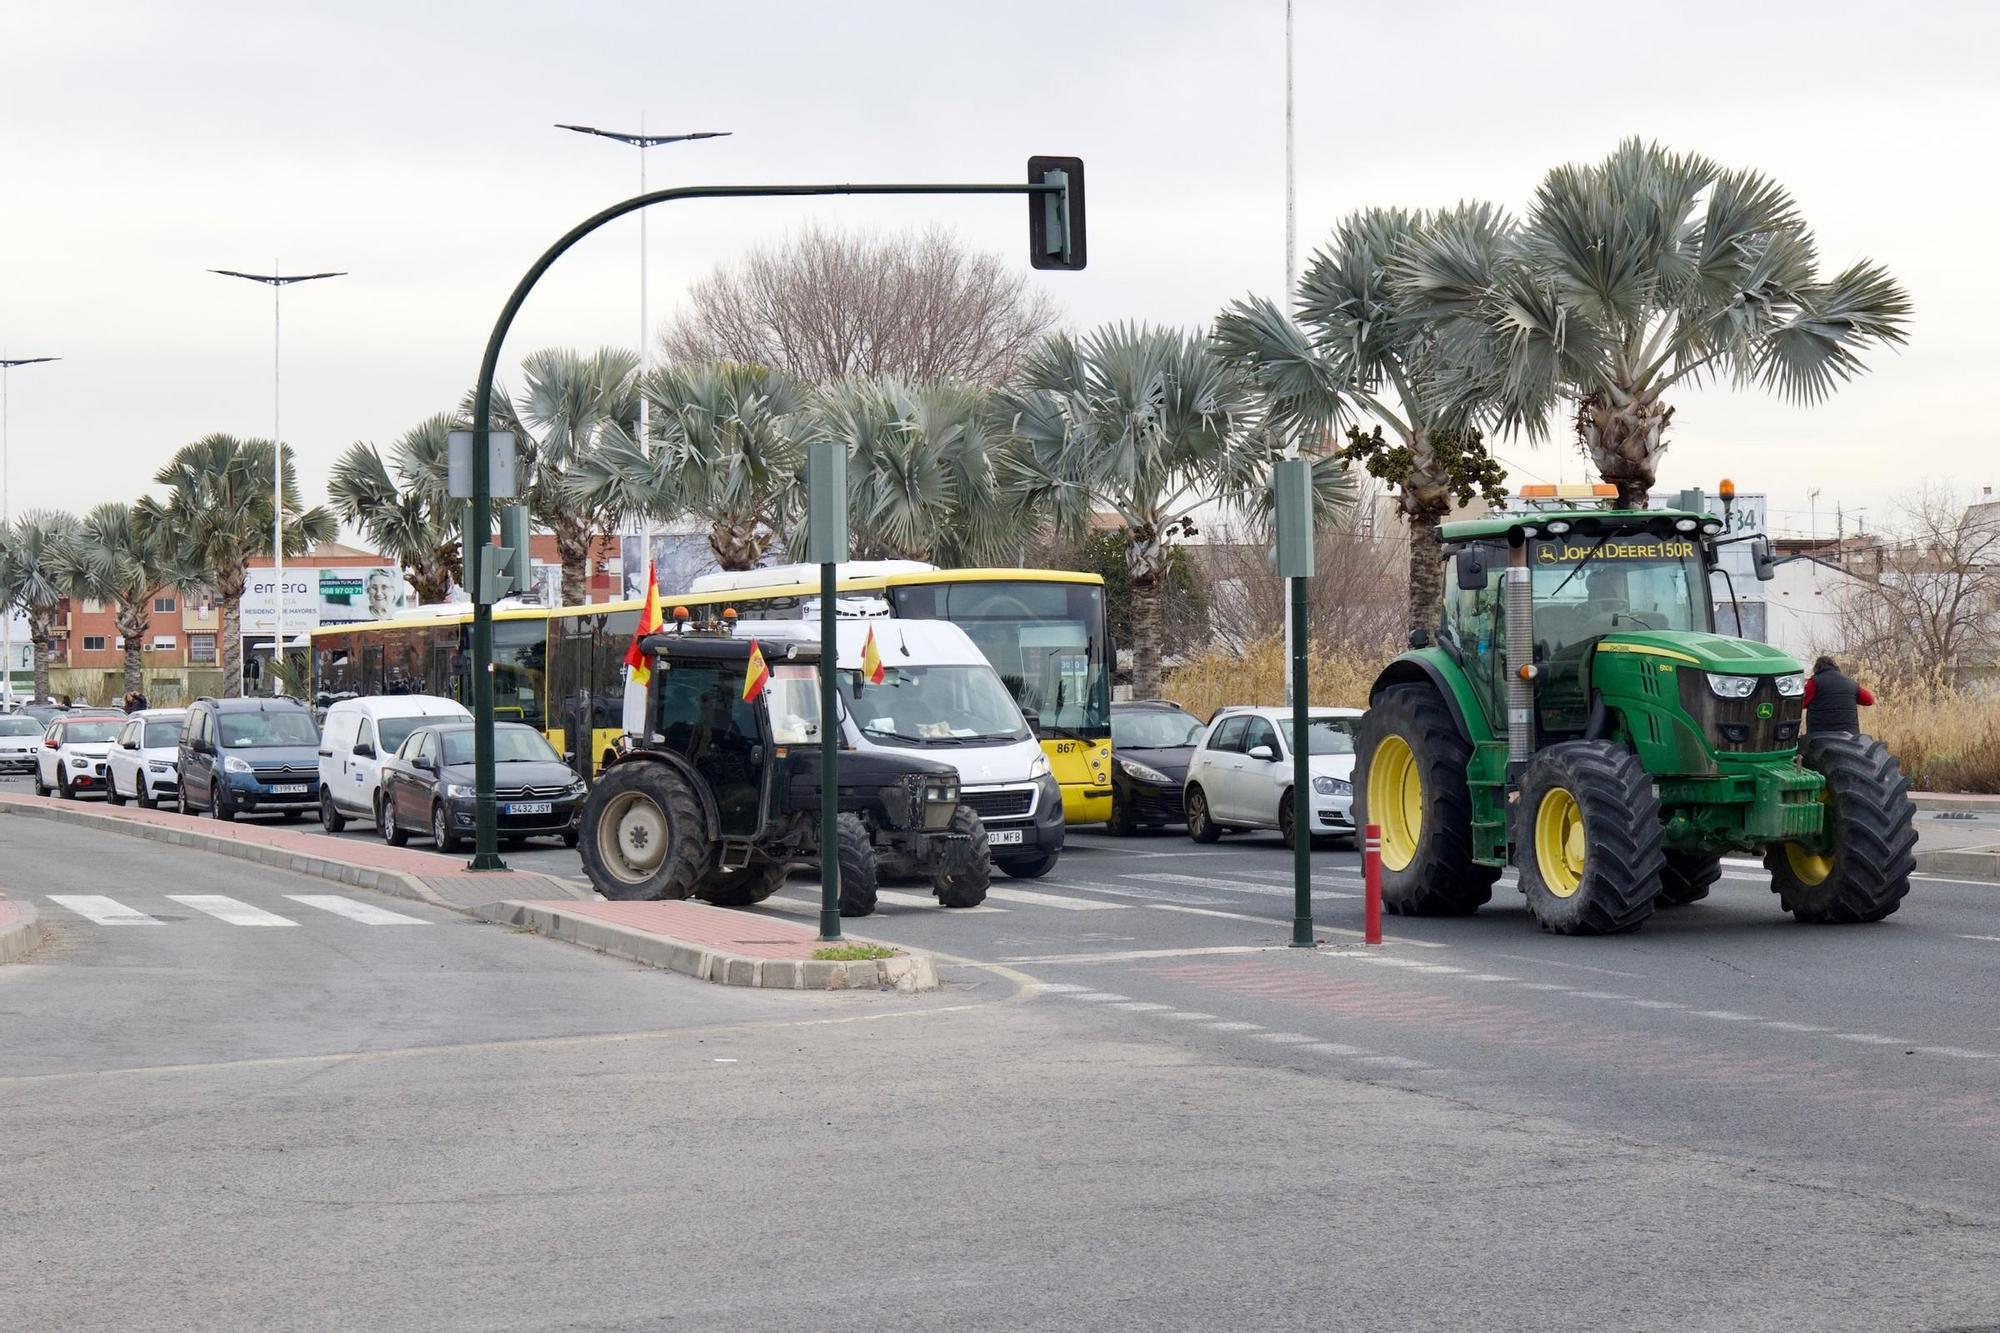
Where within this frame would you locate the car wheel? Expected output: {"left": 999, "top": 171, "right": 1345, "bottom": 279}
{"left": 1186, "top": 785, "right": 1221, "bottom": 844}
{"left": 177, "top": 783, "right": 191, "bottom": 816}
{"left": 1105, "top": 793, "right": 1139, "bottom": 836}
{"left": 57, "top": 770, "right": 73, "bottom": 800}
{"left": 135, "top": 776, "right": 155, "bottom": 810}
{"left": 107, "top": 774, "right": 127, "bottom": 806}
{"left": 319, "top": 787, "right": 347, "bottom": 833}
{"left": 1279, "top": 794, "right": 1297, "bottom": 850}
{"left": 432, "top": 802, "right": 461, "bottom": 853}
{"left": 210, "top": 782, "right": 234, "bottom": 822}
{"left": 33, "top": 767, "right": 48, "bottom": 798}
{"left": 378, "top": 794, "right": 409, "bottom": 847}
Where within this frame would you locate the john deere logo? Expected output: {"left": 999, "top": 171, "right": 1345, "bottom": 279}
{"left": 1756, "top": 701, "right": 1775, "bottom": 719}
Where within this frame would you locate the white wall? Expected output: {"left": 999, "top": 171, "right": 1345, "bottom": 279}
{"left": 1763, "top": 557, "right": 1866, "bottom": 663}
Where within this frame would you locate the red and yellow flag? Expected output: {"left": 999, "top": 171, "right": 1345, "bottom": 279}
{"left": 861, "top": 625, "right": 885, "bottom": 685}
{"left": 742, "top": 639, "right": 770, "bottom": 702}
{"left": 622, "top": 563, "right": 665, "bottom": 687}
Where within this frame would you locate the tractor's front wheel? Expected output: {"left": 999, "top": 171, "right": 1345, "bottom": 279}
{"left": 1354, "top": 684, "right": 1500, "bottom": 916}
{"left": 1656, "top": 852, "right": 1721, "bottom": 908}
{"left": 1515, "top": 741, "right": 1665, "bottom": 935}
{"left": 1766, "top": 733, "right": 1916, "bottom": 924}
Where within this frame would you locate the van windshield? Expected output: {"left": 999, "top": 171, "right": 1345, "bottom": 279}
{"left": 219, "top": 712, "right": 320, "bottom": 747}
{"left": 839, "top": 664, "right": 1030, "bottom": 747}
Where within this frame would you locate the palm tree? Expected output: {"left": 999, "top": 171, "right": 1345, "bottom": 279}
{"left": 134, "top": 434, "right": 335, "bottom": 698}
{"left": 330, "top": 413, "right": 462, "bottom": 604}
{"left": 1215, "top": 204, "right": 1513, "bottom": 636}
{"left": 996, "top": 323, "right": 1346, "bottom": 697}
{"left": 478, "top": 347, "right": 641, "bottom": 604}
{"left": 55, "top": 502, "right": 195, "bottom": 697}
{"left": 0, "top": 510, "right": 80, "bottom": 703}
{"left": 815, "top": 377, "right": 1023, "bottom": 566}
{"left": 1398, "top": 139, "right": 1912, "bottom": 506}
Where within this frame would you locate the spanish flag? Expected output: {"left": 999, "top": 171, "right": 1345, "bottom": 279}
{"left": 861, "top": 625, "right": 885, "bottom": 686}
{"left": 622, "top": 563, "right": 665, "bottom": 688}
{"left": 742, "top": 640, "right": 770, "bottom": 702}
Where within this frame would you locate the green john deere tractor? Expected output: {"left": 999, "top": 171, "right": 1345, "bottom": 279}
{"left": 1354, "top": 506, "right": 1917, "bottom": 935}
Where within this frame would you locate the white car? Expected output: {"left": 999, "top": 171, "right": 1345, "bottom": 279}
{"left": 33, "top": 713, "right": 127, "bottom": 799}
{"left": 105, "top": 708, "right": 188, "bottom": 808}
{"left": 317, "top": 694, "right": 471, "bottom": 831}
{"left": 0, "top": 714, "right": 44, "bottom": 773}
{"left": 1182, "top": 706, "right": 1363, "bottom": 847}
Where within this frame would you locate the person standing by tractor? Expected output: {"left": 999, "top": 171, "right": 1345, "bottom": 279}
{"left": 1804, "top": 655, "right": 1876, "bottom": 735}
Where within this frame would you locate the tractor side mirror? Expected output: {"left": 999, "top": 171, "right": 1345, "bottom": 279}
{"left": 1751, "top": 537, "right": 1778, "bottom": 582}
{"left": 1455, "top": 547, "right": 1490, "bottom": 592}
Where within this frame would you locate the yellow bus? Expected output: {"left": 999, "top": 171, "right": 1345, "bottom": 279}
{"left": 308, "top": 562, "right": 1115, "bottom": 824}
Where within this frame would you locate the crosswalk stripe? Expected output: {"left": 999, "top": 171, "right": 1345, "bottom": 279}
{"left": 874, "top": 889, "right": 1007, "bottom": 914}
{"left": 167, "top": 895, "right": 298, "bottom": 927}
{"left": 762, "top": 896, "right": 817, "bottom": 916}
{"left": 48, "top": 894, "right": 161, "bottom": 926}
{"left": 984, "top": 886, "right": 1122, "bottom": 911}
{"left": 284, "top": 895, "right": 430, "bottom": 925}
{"left": 1127, "top": 873, "right": 1359, "bottom": 900}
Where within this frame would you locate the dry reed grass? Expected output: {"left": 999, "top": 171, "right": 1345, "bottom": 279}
{"left": 1161, "top": 638, "right": 1392, "bottom": 720}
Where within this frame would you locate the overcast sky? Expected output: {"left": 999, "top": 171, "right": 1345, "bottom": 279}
{"left": 4, "top": 0, "right": 1992, "bottom": 542}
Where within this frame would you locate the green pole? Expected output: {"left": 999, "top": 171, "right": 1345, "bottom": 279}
{"left": 818, "top": 560, "right": 842, "bottom": 942}
{"left": 1290, "top": 572, "right": 1313, "bottom": 946}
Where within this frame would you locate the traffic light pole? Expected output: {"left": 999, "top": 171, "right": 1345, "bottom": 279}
{"left": 463, "top": 172, "right": 1081, "bottom": 870}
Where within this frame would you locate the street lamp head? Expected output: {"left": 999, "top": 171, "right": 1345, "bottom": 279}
{"left": 555, "top": 123, "right": 733, "bottom": 148}
{"left": 0, "top": 357, "right": 59, "bottom": 368}
{"left": 211, "top": 269, "right": 347, "bottom": 286}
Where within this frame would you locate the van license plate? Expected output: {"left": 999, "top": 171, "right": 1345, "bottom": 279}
{"left": 987, "top": 829, "right": 1024, "bottom": 846}
{"left": 272, "top": 784, "right": 309, "bottom": 795}
{"left": 506, "top": 801, "right": 553, "bottom": 816}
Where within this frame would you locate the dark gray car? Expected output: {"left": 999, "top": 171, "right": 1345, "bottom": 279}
{"left": 378, "top": 722, "right": 585, "bottom": 852}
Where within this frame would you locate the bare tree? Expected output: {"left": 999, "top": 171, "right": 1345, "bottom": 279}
{"left": 661, "top": 224, "right": 1061, "bottom": 389}
{"left": 1201, "top": 484, "right": 1409, "bottom": 656}
{"left": 1844, "top": 484, "right": 2000, "bottom": 681}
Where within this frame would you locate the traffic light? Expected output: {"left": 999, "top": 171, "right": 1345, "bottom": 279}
{"left": 478, "top": 504, "right": 532, "bottom": 602}
{"left": 1028, "top": 155, "right": 1086, "bottom": 271}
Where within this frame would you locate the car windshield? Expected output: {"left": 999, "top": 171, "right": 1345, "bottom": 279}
{"left": 441, "top": 728, "right": 558, "bottom": 766}
{"left": 0, "top": 718, "right": 41, "bottom": 737}
{"left": 1308, "top": 717, "right": 1356, "bottom": 755}
{"left": 143, "top": 721, "right": 183, "bottom": 748}
{"left": 64, "top": 720, "right": 124, "bottom": 744}
{"left": 379, "top": 716, "right": 448, "bottom": 753}
{"left": 839, "top": 664, "right": 1030, "bottom": 746}
{"left": 218, "top": 712, "right": 320, "bottom": 747}
{"left": 1112, "top": 709, "right": 1205, "bottom": 749}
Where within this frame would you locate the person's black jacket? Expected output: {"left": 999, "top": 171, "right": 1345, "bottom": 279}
{"left": 1806, "top": 666, "right": 1863, "bottom": 734}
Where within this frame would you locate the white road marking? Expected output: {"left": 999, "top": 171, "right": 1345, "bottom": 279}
{"left": 47, "top": 895, "right": 161, "bottom": 926}
{"left": 1352, "top": 1055, "right": 1433, "bottom": 1069}
{"left": 1693, "top": 1010, "right": 1764, "bottom": 1022}
{"left": 759, "top": 897, "right": 817, "bottom": 917}
{"left": 1109, "top": 1001, "right": 1173, "bottom": 1012}
{"left": 1462, "top": 973, "right": 1518, "bottom": 982}
{"left": 1957, "top": 934, "right": 2000, "bottom": 944}
{"left": 1254, "top": 1032, "right": 1317, "bottom": 1044}
{"left": 166, "top": 895, "right": 298, "bottom": 927}
{"left": 1493, "top": 953, "right": 1648, "bottom": 979}
{"left": 1625, "top": 999, "right": 1686, "bottom": 1010}
{"left": 1514, "top": 983, "right": 1573, "bottom": 992}
{"left": 874, "top": 889, "right": 1006, "bottom": 913}
{"left": 283, "top": 895, "right": 430, "bottom": 925}
{"left": 1136, "top": 901, "right": 1451, "bottom": 946}
{"left": 1161, "top": 1011, "right": 1218, "bottom": 1021}
{"left": 1033, "top": 982, "right": 1089, "bottom": 994}
{"left": 1201, "top": 1021, "right": 1263, "bottom": 1032}
{"left": 1834, "top": 1033, "right": 1908, "bottom": 1046}
{"left": 1568, "top": 991, "right": 1630, "bottom": 1001}
{"left": 985, "top": 886, "right": 1123, "bottom": 911}
{"left": 1065, "top": 992, "right": 1129, "bottom": 1002}
{"left": 1913, "top": 1046, "right": 1996, "bottom": 1060}
{"left": 1129, "top": 873, "right": 1358, "bottom": 900}
{"left": 1722, "top": 856, "right": 1765, "bottom": 869}
{"left": 1302, "top": 1042, "right": 1370, "bottom": 1056}
{"left": 1350, "top": 955, "right": 1466, "bottom": 974}
{"left": 1761, "top": 1021, "right": 1832, "bottom": 1033}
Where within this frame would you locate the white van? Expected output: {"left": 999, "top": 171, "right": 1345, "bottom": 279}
{"left": 317, "top": 694, "right": 471, "bottom": 831}
{"left": 731, "top": 619, "right": 1065, "bottom": 878}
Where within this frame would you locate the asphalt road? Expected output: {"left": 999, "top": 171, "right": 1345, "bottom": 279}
{"left": 4, "top": 785, "right": 1999, "bottom": 1329}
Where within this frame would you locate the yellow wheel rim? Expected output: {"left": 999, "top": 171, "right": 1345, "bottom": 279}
{"left": 1784, "top": 842, "right": 1834, "bottom": 886}
{"left": 1369, "top": 735, "right": 1422, "bottom": 872}
{"left": 1534, "top": 786, "right": 1586, "bottom": 898}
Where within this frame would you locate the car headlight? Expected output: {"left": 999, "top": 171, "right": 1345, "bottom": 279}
{"left": 1774, "top": 673, "right": 1806, "bottom": 698}
{"left": 1026, "top": 752, "right": 1051, "bottom": 780}
{"left": 1706, "top": 674, "right": 1759, "bottom": 699}
{"left": 1118, "top": 757, "right": 1171, "bottom": 785}
{"left": 566, "top": 779, "right": 588, "bottom": 797}
{"left": 148, "top": 761, "right": 173, "bottom": 772}
{"left": 69, "top": 754, "right": 90, "bottom": 768}
{"left": 445, "top": 783, "right": 475, "bottom": 799}
{"left": 223, "top": 755, "right": 253, "bottom": 774}
{"left": 1312, "top": 776, "right": 1351, "bottom": 796}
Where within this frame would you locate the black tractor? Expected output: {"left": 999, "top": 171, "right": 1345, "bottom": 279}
{"left": 577, "top": 632, "right": 990, "bottom": 916}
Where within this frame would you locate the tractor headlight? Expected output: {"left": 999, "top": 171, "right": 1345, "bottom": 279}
{"left": 1774, "top": 673, "right": 1806, "bottom": 698}
{"left": 1706, "top": 674, "right": 1759, "bottom": 699}
{"left": 1312, "top": 776, "right": 1351, "bottom": 797}
{"left": 1118, "top": 757, "right": 1171, "bottom": 785}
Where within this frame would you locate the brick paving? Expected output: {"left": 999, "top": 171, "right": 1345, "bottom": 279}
{"left": 532, "top": 899, "right": 823, "bottom": 960}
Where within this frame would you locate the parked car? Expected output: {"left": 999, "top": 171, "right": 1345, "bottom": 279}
{"left": 33, "top": 714, "right": 126, "bottom": 799}
{"left": 0, "top": 714, "right": 45, "bottom": 773}
{"left": 20, "top": 703, "right": 67, "bottom": 728}
{"left": 317, "top": 694, "right": 471, "bottom": 832}
{"left": 177, "top": 696, "right": 322, "bottom": 821}
{"left": 1182, "top": 706, "right": 1363, "bottom": 848}
{"left": 378, "top": 721, "right": 584, "bottom": 852}
{"left": 104, "top": 708, "right": 188, "bottom": 808}
{"left": 1105, "top": 700, "right": 1208, "bottom": 835}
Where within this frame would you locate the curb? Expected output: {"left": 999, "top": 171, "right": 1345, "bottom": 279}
{"left": 476, "top": 900, "right": 940, "bottom": 993}
{"left": 0, "top": 900, "right": 42, "bottom": 966}
{"left": 1915, "top": 849, "right": 2000, "bottom": 883}
{"left": 1911, "top": 793, "right": 2000, "bottom": 814}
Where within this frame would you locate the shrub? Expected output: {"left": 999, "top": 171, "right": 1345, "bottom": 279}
{"left": 1161, "top": 637, "right": 1393, "bottom": 720}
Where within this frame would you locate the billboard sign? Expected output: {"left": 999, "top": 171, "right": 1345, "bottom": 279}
{"left": 241, "top": 566, "right": 416, "bottom": 634}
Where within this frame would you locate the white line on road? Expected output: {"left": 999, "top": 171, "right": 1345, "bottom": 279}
{"left": 1349, "top": 955, "right": 1467, "bottom": 974}
{"left": 1492, "top": 953, "right": 1648, "bottom": 979}
{"left": 1692, "top": 1010, "right": 1764, "bottom": 1022}
{"left": 1567, "top": 991, "right": 1631, "bottom": 1001}
{"left": 1761, "top": 1021, "right": 1833, "bottom": 1033}
{"left": 1065, "top": 992, "right": 1129, "bottom": 1002}
{"left": 47, "top": 895, "right": 161, "bottom": 926}
{"left": 1254, "top": 1032, "right": 1318, "bottom": 1044}
{"left": 1033, "top": 983, "right": 1090, "bottom": 994}
{"left": 874, "top": 889, "right": 1006, "bottom": 913}
{"left": 1834, "top": 1033, "right": 1909, "bottom": 1046}
{"left": 283, "top": 895, "right": 430, "bottom": 926}
{"left": 166, "top": 895, "right": 298, "bottom": 927}
{"left": 1139, "top": 902, "right": 1452, "bottom": 947}
{"left": 1913, "top": 1046, "right": 1996, "bottom": 1060}
{"left": 1200, "top": 1021, "right": 1263, "bottom": 1032}
{"left": 1161, "top": 1011, "right": 1218, "bottom": 1021}
{"left": 1130, "top": 873, "right": 1358, "bottom": 900}
{"left": 1109, "top": 1001, "right": 1173, "bottom": 1012}
{"left": 1301, "top": 1042, "right": 1371, "bottom": 1056}
{"left": 1001, "top": 944, "right": 1278, "bottom": 964}
{"left": 984, "top": 886, "right": 1124, "bottom": 911}
{"left": 1352, "top": 1055, "right": 1433, "bottom": 1069}
{"left": 1513, "top": 983, "right": 1574, "bottom": 992}
{"left": 1957, "top": 934, "right": 2000, "bottom": 944}
{"left": 760, "top": 897, "right": 817, "bottom": 916}
{"left": 1625, "top": 999, "right": 1687, "bottom": 1010}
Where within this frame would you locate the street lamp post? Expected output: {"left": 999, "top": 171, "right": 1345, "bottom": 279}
{"left": 0, "top": 355, "right": 59, "bottom": 704}
{"left": 211, "top": 266, "right": 345, "bottom": 693}
{"left": 555, "top": 122, "right": 730, "bottom": 466}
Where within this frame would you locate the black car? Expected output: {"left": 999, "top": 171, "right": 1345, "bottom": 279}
{"left": 378, "top": 722, "right": 585, "bottom": 852}
{"left": 1106, "top": 700, "right": 1208, "bottom": 834}
{"left": 178, "top": 696, "right": 322, "bottom": 821}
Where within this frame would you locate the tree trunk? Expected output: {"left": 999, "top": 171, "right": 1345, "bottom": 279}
{"left": 555, "top": 516, "right": 594, "bottom": 605}
{"left": 117, "top": 602, "right": 150, "bottom": 697}
{"left": 1400, "top": 433, "right": 1456, "bottom": 640}
{"left": 216, "top": 565, "right": 248, "bottom": 699}
{"left": 1126, "top": 525, "right": 1170, "bottom": 698}
{"left": 28, "top": 609, "right": 52, "bottom": 704}
{"left": 1580, "top": 391, "right": 1673, "bottom": 508}
{"left": 710, "top": 516, "right": 771, "bottom": 572}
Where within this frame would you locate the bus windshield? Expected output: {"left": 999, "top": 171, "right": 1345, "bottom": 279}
{"left": 888, "top": 580, "right": 1110, "bottom": 740}
{"left": 1530, "top": 535, "right": 1709, "bottom": 651}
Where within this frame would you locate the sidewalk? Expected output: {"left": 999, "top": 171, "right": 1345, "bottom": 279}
{"left": 0, "top": 793, "right": 935, "bottom": 990}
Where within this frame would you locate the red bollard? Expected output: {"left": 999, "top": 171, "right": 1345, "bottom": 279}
{"left": 1363, "top": 823, "right": 1383, "bottom": 945}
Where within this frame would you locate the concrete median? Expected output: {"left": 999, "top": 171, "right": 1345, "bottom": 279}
{"left": 0, "top": 898, "right": 41, "bottom": 966}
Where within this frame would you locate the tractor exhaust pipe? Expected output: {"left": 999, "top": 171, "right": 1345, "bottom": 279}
{"left": 1504, "top": 547, "right": 1535, "bottom": 765}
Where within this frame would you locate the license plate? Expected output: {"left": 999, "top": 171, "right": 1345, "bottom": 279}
{"left": 987, "top": 828, "right": 1024, "bottom": 846}
{"left": 505, "top": 801, "right": 553, "bottom": 815}
{"left": 271, "top": 784, "right": 309, "bottom": 795}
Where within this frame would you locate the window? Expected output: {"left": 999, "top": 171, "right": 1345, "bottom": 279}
{"left": 1208, "top": 715, "right": 1248, "bottom": 753}
{"left": 81, "top": 635, "right": 108, "bottom": 653}
{"left": 190, "top": 634, "right": 217, "bottom": 665}
{"left": 143, "top": 720, "right": 183, "bottom": 748}
{"left": 151, "top": 636, "right": 176, "bottom": 651}
{"left": 82, "top": 599, "right": 105, "bottom": 614}
{"left": 154, "top": 596, "right": 177, "bottom": 614}
{"left": 1242, "top": 717, "right": 1281, "bottom": 759}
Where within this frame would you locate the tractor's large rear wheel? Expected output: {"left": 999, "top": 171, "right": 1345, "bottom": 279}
{"left": 1766, "top": 733, "right": 1916, "bottom": 924}
{"left": 1656, "top": 852, "right": 1721, "bottom": 908}
{"left": 1354, "top": 684, "right": 1500, "bottom": 917}
{"left": 578, "top": 762, "right": 710, "bottom": 901}
{"left": 1515, "top": 741, "right": 1666, "bottom": 935}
